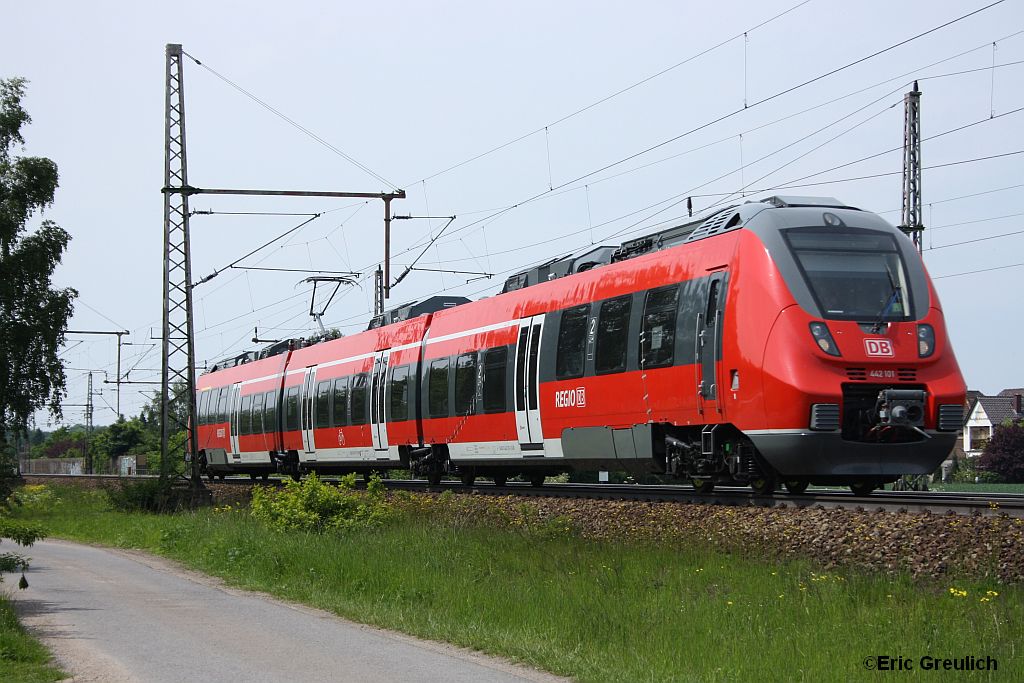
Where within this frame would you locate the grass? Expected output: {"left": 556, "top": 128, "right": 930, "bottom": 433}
{"left": 12, "top": 486, "right": 1024, "bottom": 682}
{"left": 928, "top": 482, "right": 1024, "bottom": 494}
{"left": 0, "top": 594, "right": 65, "bottom": 683}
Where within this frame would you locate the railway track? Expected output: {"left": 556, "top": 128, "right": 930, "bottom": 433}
{"left": 22, "top": 473, "right": 1024, "bottom": 518}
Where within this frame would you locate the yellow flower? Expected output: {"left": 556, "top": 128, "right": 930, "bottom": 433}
{"left": 726, "top": 601, "right": 733, "bottom": 605}
{"left": 986, "top": 590, "right": 999, "bottom": 597}
{"left": 980, "top": 597, "right": 991, "bottom": 603}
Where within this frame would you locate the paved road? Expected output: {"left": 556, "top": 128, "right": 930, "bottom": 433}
{"left": 11, "top": 540, "right": 564, "bottom": 683}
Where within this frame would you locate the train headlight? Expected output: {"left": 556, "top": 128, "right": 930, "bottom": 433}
{"left": 809, "top": 322, "right": 841, "bottom": 357}
{"left": 917, "top": 324, "right": 935, "bottom": 358}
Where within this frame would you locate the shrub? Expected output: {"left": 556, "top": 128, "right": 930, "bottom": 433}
{"left": 250, "top": 473, "right": 392, "bottom": 532}
{"left": 106, "top": 478, "right": 177, "bottom": 513}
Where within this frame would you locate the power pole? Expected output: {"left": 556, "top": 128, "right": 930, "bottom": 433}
{"left": 67, "top": 330, "right": 128, "bottom": 418}
{"left": 160, "top": 43, "right": 404, "bottom": 488}
{"left": 85, "top": 372, "right": 94, "bottom": 474}
{"left": 160, "top": 43, "right": 200, "bottom": 486}
{"left": 899, "top": 81, "right": 924, "bottom": 253}
{"left": 374, "top": 266, "right": 384, "bottom": 316}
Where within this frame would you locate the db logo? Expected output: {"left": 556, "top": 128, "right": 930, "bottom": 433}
{"left": 864, "top": 338, "right": 894, "bottom": 357}
{"left": 554, "top": 387, "right": 586, "bottom": 408}
{"left": 337, "top": 429, "right": 346, "bottom": 446}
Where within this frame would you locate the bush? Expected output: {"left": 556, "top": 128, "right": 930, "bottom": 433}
{"left": 106, "top": 478, "right": 177, "bottom": 513}
{"left": 979, "top": 420, "right": 1024, "bottom": 483}
{"left": 250, "top": 473, "right": 391, "bottom": 532}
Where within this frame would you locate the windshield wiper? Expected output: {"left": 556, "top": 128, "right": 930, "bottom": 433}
{"left": 870, "top": 266, "right": 901, "bottom": 334}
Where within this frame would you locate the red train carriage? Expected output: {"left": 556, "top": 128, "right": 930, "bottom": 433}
{"left": 194, "top": 195, "right": 966, "bottom": 495}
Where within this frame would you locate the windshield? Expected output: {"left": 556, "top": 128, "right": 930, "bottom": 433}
{"left": 784, "top": 228, "right": 911, "bottom": 321}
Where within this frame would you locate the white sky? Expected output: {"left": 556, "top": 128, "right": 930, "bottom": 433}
{"left": 3, "top": 0, "right": 1023, "bottom": 427}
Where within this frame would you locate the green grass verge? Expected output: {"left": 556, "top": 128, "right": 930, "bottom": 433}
{"left": 0, "top": 594, "right": 65, "bottom": 683}
{"left": 14, "top": 486, "right": 1024, "bottom": 682}
{"left": 929, "top": 482, "right": 1024, "bottom": 494}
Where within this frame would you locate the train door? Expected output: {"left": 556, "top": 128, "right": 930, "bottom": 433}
{"left": 228, "top": 383, "right": 241, "bottom": 455}
{"left": 369, "top": 350, "right": 390, "bottom": 453}
{"left": 696, "top": 272, "right": 727, "bottom": 415}
{"left": 300, "top": 368, "right": 317, "bottom": 459}
{"left": 514, "top": 315, "right": 545, "bottom": 451}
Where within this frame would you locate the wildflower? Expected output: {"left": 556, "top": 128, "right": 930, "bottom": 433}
{"left": 980, "top": 597, "right": 991, "bottom": 603}
{"left": 947, "top": 588, "right": 968, "bottom": 598}
{"left": 726, "top": 601, "right": 733, "bottom": 605}
{"left": 986, "top": 590, "right": 999, "bottom": 597}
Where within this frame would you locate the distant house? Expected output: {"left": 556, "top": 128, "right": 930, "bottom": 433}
{"left": 963, "top": 392, "right": 1023, "bottom": 457}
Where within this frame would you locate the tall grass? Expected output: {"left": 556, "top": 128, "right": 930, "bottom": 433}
{"left": 14, "top": 487, "right": 1023, "bottom": 682}
{"left": 0, "top": 595, "right": 65, "bottom": 683}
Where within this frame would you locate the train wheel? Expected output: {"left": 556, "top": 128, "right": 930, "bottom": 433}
{"left": 529, "top": 473, "right": 546, "bottom": 487}
{"left": 750, "top": 477, "right": 776, "bottom": 495}
{"left": 692, "top": 479, "right": 714, "bottom": 494}
{"left": 217, "top": 474, "right": 226, "bottom": 481}
{"left": 290, "top": 472, "right": 301, "bottom": 482}
{"left": 850, "top": 483, "right": 874, "bottom": 496}
{"left": 250, "top": 473, "right": 258, "bottom": 481}
{"left": 261, "top": 473, "right": 270, "bottom": 481}
{"left": 784, "top": 480, "right": 809, "bottom": 495}
{"left": 207, "top": 472, "right": 215, "bottom": 482}
{"left": 461, "top": 472, "right": 476, "bottom": 487}
{"left": 427, "top": 471, "right": 443, "bottom": 486}
{"left": 492, "top": 473, "right": 507, "bottom": 487}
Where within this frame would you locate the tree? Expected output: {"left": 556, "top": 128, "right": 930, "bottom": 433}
{"left": 0, "top": 78, "right": 77, "bottom": 449}
{"left": 979, "top": 420, "right": 1024, "bottom": 483}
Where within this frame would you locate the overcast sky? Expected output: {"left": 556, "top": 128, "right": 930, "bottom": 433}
{"left": 4, "top": 0, "right": 1022, "bottom": 427}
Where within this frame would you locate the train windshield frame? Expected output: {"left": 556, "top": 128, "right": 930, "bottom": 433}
{"left": 783, "top": 226, "right": 913, "bottom": 322}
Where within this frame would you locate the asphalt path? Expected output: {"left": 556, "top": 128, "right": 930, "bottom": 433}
{"left": 11, "top": 540, "right": 564, "bottom": 683}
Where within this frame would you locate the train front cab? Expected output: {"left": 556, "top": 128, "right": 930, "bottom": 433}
{"left": 741, "top": 204, "right": 966, "bottom": 489}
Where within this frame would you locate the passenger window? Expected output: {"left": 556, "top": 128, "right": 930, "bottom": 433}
{"left": 217, "top": 387, "right": 229, "bottom": 423}
{"left": 350, "top": 373, "right": 369, "bottom": 425}
{"left": 284, "top": 386, "right": 300, "bottom": 431}
{"left": 482, "top": 347, "right": 507, "bottom": 413}
{"left": 428, "top": 358, "right": 450, "bottom": 418}
{"left": 389, "top": 366, "right": 410, "bottom": 422}
{"left": 315, "top": 380, "right": 332, "bottom": 428}
{"left": 332, "top": 377, "right": 350, "bottom": 427}
{"left": 595, "top": 295, "right": 632, "bottom": 374}
{"left": 454, "top": 353, "right": 478, "bottom": 415}
{"left": 706, "top": 279, "right": 720, "bottom": 324}
{"left": 240, "top": 395, "right": 252, "bottom": 435}
{"left": 251, "top": 393, "right": 265, "bottom": 434}
{"left": 264, "top": 391, "right": 277, "bottom": 433}
{"left": 642, "top": 285, "right": 679, "bottom": 368}
{"left": 196, "top": 391, "right": 207, "bottom": 425}
{"left": 556, "top": 304, "right": 589, "bottom": 379}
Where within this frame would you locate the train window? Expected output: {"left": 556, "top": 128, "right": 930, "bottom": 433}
{"left": 202, "top": 390, "right": 214, "bottom": 425}
{"left": 314, "top": 381, "right": 332, "bottom": 428}
{"left": 264, "top": 391, "right": 277, "bottom": 433}
{"left": 240, "top": 394, "right": 252, "bottom": 435}
{"left": 482, "top": 347, "right": 507, "bottom": 413}
{"left": 705, "top": 279, "right": 720, "bottom": 323}
{"left": 251, "top": 393, "right": 265, "bottom": 434}
{"left": 196, "top": 391, "right": 208, "bottom": 425}
{"left": 454, "top": 353, "right": 477, "bottom": 415}
{"left": 350, "top": 373, "right": 369, "bottom": 425}
{"left": 642, "top": 285, "right": 679, "bottom": 368}
{"left": 428, "top": 358, "right": 450, "bottom": 418}
{"left": 556, "top": 304, "right": 589, "bottom": 379}
{"left": 332, "top": 377, "right": 349, "bottom": 427}
{"left": 595, "top": 296, "right": 632, "bottom": 374}
{"left": 216, "top": 387, "right": 229, "bottom": 424}
{"left": 284, "top": 386, "right": 300, "bottom": 431}
{"left": 389, "top": 365, "right": 410, "bottom": 422}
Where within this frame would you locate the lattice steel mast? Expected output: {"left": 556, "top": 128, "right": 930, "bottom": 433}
{"left": 899, "top": 81, "right": 924, "bottom": 253}
{"left": 160, "top": 43, "right": 201, "bottom": 485}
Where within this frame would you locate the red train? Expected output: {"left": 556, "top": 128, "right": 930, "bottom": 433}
{"left": 194, "top": 195, "right": 966, "bottom": 495}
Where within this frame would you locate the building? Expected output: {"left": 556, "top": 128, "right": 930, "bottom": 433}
{"left": 963, "top": 392, "right": 1023, "bottom": 458}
